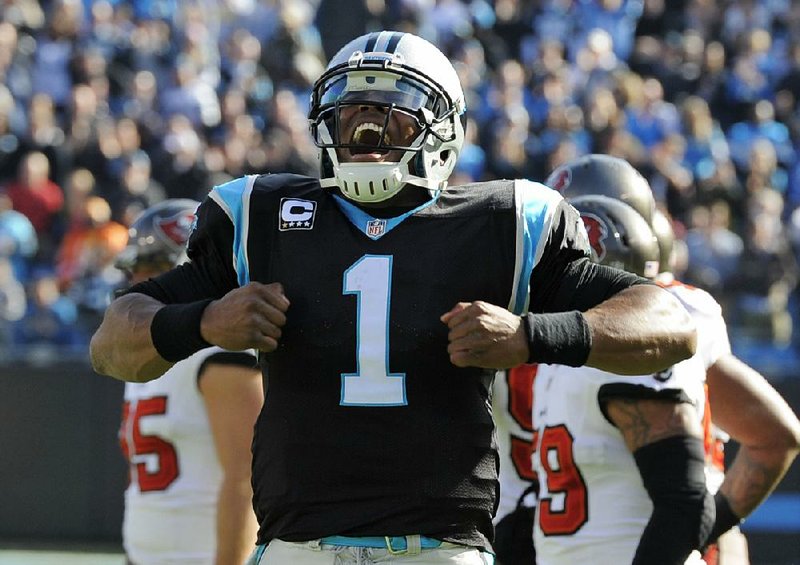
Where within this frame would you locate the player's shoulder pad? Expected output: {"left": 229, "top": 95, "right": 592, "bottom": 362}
{"left": 207, "top": 173, "right": 321, "bottom": 222}
{"left": 437, "top": 179, "right": 517, "bottom": 214}
{"left": 659, "top": 279, "right": 723, "bottom": 320}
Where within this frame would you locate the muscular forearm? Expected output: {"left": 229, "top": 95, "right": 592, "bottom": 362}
{"left": 718, "top": 443, "right": 798, "bottom": 518}
{"left": 707, "top": 355, "right": 800, "bottom": 519}
{"left": 584, "top": 284, "right": 696, "bottom": 375}
{"left": 90, "top": 293, "right": 174, "bottom": 382}
{"left": 215, "top": 476, "right": 259, "bottom": 565}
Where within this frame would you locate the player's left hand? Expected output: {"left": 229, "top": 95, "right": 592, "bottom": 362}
{"left": 441, "top": 301, "right": 529, "bottom": 369}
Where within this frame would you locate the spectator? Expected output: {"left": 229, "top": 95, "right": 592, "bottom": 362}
{"left": 20, "top": 93, "right": 69, "bottom": 186}
{"left": 0, "top": 83, "right": 24, "bottom": 185}
{"left": 3, "top": 150, "right": 64, "bottom": 261}
{"left": 0, "top": 22, "right": 32, "bottom": 140}
{"left": 55, "top": 194, "right": 127, "bottom": 317}
{"left": 680, "top": 95, "right": 732, "bottom": 201}
{"left": 732, "top": 189, "right": 799, "bottom": 344}
{"left": 623, "top": 75, "right": 681, "bottom": 149}
{"left": 684, "top": 200, "right": 744, "bottom": 300}
{"left": 0, "top": 191, "right": 37, "bottom": 282}
{"left": 742, "top": 138, "right": 789, "bottom": 198}
{"left": 159, "top": 56, "right": 221, "bottom": 129}
{"left": 649, "top": 132, "right": 695, "bottom": 221}
{"left": 12, "top": 269, "right": 83, "bottom": 351}
{"left": 30, "top": 0, "right": 83, "bottom": 111}
{"left": 119, "top": 70, "right": 164, "bottom": 151}
{"left": 65, "top": 84, "right": 107, "bottom": 186}
{"left": 572, "top": 0, "right": 644, "bottom": 61}
{"left": 727, "top": 99, "right": 794, "bottom": 170}
{"left": 151, "top": 114, "right": 211, "bottom": 200}
{"left": 0, "top": 256, "right": 27, "bottom": 344}
{"left": 107, "top": 151, "right": 167, "bottom": 223}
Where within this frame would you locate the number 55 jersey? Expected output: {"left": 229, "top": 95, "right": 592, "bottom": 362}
{"left": 119, "top": 346, "right": 255, "bottom": 565}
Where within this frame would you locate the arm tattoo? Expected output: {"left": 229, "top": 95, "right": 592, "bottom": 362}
{"left": 724, "top": 449, "right": 774, "bottom": 515}
{"left": 609, "top": 398, "right": 695, "bottom": 452}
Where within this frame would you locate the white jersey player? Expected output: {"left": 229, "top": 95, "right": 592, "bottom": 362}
{"left": 120, "top": 346, "right": 257, "bottom": 564}
{"left": 532, "top": 194, "right": 714, "bottom": 565}
{"left": 531, "top": 356, "right": 708, "bottom": 564}
{"left": 114, "top": 200, "right": 263, "bottom": 565}
{"left": 543, "top": 155, "right": 800, "bottom": 565}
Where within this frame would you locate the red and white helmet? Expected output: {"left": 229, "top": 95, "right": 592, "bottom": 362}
{"left": 115, "top": 199, "right": 199, "bottom": 274}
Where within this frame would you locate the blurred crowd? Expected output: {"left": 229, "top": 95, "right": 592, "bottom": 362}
{"left": 1, "top": 0, "right": 800, "bottom": 359}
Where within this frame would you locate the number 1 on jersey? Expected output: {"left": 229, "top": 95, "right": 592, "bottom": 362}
{"left": 341, "top": 255, "right": 407, "bottom": 406}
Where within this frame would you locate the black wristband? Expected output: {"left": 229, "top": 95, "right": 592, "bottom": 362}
{"left": 522, "top": 311, "right": 592, "bottom": 366}
{"left": 704, "top": 492, "right": 743, "bottom": 548}
{"left": 150, "top": 299, "right": 214, "bottom": 362}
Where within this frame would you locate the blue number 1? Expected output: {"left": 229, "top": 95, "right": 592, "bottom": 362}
{"left": 341, "top": 255, "right": 407, "bottom": 406}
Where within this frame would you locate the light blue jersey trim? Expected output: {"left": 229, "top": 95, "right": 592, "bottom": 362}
{"left": 208, "top": 175, "right": 257, "bottom": 286}
{"left": 508, "top": 180, "right": 565, "bottom": 314}
{"left": 332, "top": 193, "right": 440, "bottom": 240}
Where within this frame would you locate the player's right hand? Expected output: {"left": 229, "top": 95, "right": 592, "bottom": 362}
{"left": 200, "top": 282, "right": 289, "bottom": 352}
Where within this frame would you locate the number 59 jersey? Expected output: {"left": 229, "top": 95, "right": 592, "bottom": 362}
{"left": 531, "top": 356, "right": 707, "bottom": 565}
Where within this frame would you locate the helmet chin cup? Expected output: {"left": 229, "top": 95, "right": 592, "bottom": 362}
{"left": 334, "top": 161, "right": 405, "bottom": 203}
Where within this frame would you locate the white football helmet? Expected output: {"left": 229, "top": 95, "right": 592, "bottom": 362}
{"left": 309, "top": 31, "right": 467, "bottom": 204}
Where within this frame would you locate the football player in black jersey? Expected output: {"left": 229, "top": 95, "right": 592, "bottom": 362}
{"left": 92, "top": 31, "right": 697, "bottom": 564}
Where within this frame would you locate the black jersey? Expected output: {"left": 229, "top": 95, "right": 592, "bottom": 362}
{"left": 137, "top": 173, "right": 591, "bottom": 550}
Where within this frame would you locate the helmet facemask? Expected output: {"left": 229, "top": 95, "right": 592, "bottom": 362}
{"left": 310, "top": 53, "right": 465, "bottom": 205}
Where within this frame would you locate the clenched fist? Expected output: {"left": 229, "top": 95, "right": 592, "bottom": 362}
{"left": 440, "top": 301, "right": 529, "bottom": 369}
{"left": 201, "top": 282, "right": 290, "bottom": 352}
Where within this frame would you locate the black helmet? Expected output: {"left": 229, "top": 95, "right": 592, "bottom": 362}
{"left": 546, "top": 154, "right": 656, "bottom": 225}
{"left": 569, "top": 195, "right": 660, "bottom": 279}
{"left": 115, "top": 199, "right": 199, "bottom": 274}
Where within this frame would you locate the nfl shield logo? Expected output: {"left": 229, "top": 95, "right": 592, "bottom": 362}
{"left": 366, "top": 218, "right": 386, "bottom": 238}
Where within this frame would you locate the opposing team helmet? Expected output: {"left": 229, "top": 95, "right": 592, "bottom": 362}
{"left": 570, "top": 195, "right": 660, "bottom": 279}
{"left": 309, "top": 31, "right": 467, "bottom": 203}
{"left": 651, "top": 208, "right": 675, "bottom": 274}
{"left": 115, "top": 199, "right": 200, "bottom": 274}
{"left": 546, "top": 154, "right": 656, "bottom": 225}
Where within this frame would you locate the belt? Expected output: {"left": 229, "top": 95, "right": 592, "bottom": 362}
{"left": 320, "top": 535, "right": 442, "bottom": 554}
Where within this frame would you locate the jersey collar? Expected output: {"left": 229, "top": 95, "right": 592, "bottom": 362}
{"left": 332, "top": 193, "right": 440, "bottom": 240}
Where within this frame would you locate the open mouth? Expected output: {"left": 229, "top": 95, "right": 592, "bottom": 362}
{"left": 349, "top": 121, "right": 392, "bottom": 155}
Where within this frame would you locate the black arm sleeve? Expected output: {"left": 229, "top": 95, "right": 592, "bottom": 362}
{"left": 632, "top": 436, "right": 715, "bottom": 565}
{"left": 120, "top": 196, "right": 239, "bottom": 304}
{"left": 527, "top": 199, "right": 651, "bottom": 313}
